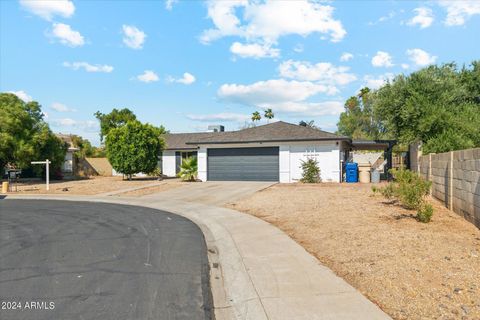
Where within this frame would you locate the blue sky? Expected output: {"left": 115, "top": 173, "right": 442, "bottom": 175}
{"left": 1, "top": 0, "right": 479, "bottom": 146}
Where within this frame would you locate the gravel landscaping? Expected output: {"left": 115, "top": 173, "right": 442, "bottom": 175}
{"left": 226, "top": 183, "right": 480, "bottom": 320}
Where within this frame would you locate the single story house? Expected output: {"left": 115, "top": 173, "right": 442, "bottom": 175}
{"left": 162, "top": 121, "right": 354, "bottom": 183}
{"left": 55, "top": 133, "right": 80, "bottom": 175}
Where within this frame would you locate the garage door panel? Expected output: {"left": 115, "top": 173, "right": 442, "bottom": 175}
{"left": 207, "top": 147, "right": 279, "bottom": 181}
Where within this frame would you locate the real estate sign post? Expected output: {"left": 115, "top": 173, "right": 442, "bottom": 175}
{"left": 31, "top": 159, "right": 50, "bottom": 191}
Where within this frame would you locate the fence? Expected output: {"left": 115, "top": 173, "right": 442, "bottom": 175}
{"left": 413, "top": 148, "right": 480, "bottom": 228}
{"left": 75, "top": 157, "right": 113, "bottom": 177}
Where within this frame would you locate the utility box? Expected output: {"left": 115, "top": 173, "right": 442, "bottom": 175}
{"left": 345, "top": 162, "right": 358, "bottom": 183}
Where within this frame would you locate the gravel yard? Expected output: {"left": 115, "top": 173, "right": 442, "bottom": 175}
{"left": 226, "top": 183, "right": 480, "bottom": 320}
{"left": 5, "top": 176, "right": 180, "bottom": 195}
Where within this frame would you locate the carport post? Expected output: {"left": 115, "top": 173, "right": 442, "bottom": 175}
{"left": 31, "top": 159, "right": 51, "bottom": 191}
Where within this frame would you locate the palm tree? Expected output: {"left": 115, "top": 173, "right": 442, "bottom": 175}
{"left": 251, "top": 111, "right": 261, "bottom": 126}
{"left": 178, "top": 157, "right": 197, "bottom": 181}
{"left": 264, "top": 108, "right": 274, "bottom": 123}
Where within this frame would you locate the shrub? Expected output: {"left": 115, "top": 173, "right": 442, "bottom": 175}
{"left": 300, "top": 158, "right": 321, "bottom": 183}
{"left": 417, "top": 203, "right": 433, "bottom": 223}
{"left": 391, "top": 169, "right": 431, "bottom": 210}
{"left": 178, "top": 157, "right": 197, "bottom": 181}
{"left": 374, "top": 168, "right": 434, "bottom": 222}
{"left": 147, "top": 167, "right": 162, "bottom": 178}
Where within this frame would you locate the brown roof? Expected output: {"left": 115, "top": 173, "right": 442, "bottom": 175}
{"left": 164, "top": 121, "right": 348, "bottom": 150}
{"left": 163, "top": 132, "right": 219, "bottom": 150}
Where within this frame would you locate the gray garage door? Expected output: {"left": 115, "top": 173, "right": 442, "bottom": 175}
{"left": 207, "top": 147, "right": 279, "bottom": 181}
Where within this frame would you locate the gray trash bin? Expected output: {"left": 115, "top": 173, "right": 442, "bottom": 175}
{"left": 371, "top": 169, "right": 380, "bottom": 183}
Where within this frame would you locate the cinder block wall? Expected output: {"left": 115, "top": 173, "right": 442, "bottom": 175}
{"left": 418, "top": 148, "right": 480, "bottom": 228}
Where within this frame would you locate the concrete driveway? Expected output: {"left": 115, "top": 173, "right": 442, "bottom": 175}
{"left": 141, "top": 181, "right": 275, "bottom": 206}
{"left": 0, "top": 199, "right": 212, "bottom": 320}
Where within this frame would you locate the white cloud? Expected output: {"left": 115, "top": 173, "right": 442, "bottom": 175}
{"left": 136, "top": 70, "right": 159, "bottom": 83}
{"left": 63, "top": 62, "right": 114, "bottom": 73}
{"left": 20, "top": 0, "right": 75, "bottom": 21}
{"left": 362, "top": 73, "right": 394, "bottom": 90}
{"left": 401, "top": 63, "right": 410, "bottom": 69}
{"left": 371, "top": 51, "right": 394, "bottom": 68}
{"left": 50, "top": 23, "right": 84, "bottom": 47}
{"left": 406, "top": 48, "right": 437, "bottom": 66}
{"left": 266, "top": 101, "right": 344, "bottom": 116}
{"left": 51, "top": 102, "right": 75, "bottom": 112}
{"left": 218, "top": 79, "right": 338, "bottom": 106}
{"left": 368, "top": 11, "right": 396, "bottom": 25}
{"left": 165, "top": 0, "right": 178, "bottom": 10}
{"left": 217, "top": 75, "right": 344, "bottom": 117}
{"left": 186, "top": 112, "right": 250, "bottom": 122}
{"left": 122, "top": 25, "right": 146, "bottom": 49}
{"left": 340, "top": 52, "right": 354, "bottom": 62}
{"left": 278, "top": 60, "right": 357, "bottom": 85}
{"left": 230, "top": 42, "right": 280, "bottom": 59}
{"left": 9, "top": 90, "right": 32, "bottom": 102}
{"left": 407, "top": 7, "right": 434, "bottom": 29}
{"left": 50, "top": 118, "right": 99, "bottom": 131}
{"left": 293, "top": 44, "right": 304, "bottom": 53}
{"left": 168, "top": 72, "right": 196, "bottom": 85}
{"left": 201, "top": 0, "right": 346, "bottom": 44}
{"left": 439, "top": 1, "right": 480, "bottom": 26}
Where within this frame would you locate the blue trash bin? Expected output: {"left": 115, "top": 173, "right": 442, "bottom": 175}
{"left": 345, "top": 163, "right": 358, "bottom": 183}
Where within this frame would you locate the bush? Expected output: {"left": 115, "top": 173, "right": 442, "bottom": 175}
{"left": 374, "top": 168, "right": 434, "bottom": 222}
{"left": 300, "top": 158, "right": 321, "bottom": 183}
{"left": 178, "top": 157, "right": 197, "bottom": 181}
{"left": 417, "top": 203, "right": 433, "bottom": 223}
{"left": 391, "top": 169, "right": 431, "bottom": 210}
{"left": 147, "top": 167, "right": 162, "bottom": 179}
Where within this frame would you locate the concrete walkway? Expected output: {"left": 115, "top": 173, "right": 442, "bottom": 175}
{"left": 5, "top": 184, "right": 391, "bottom": 320}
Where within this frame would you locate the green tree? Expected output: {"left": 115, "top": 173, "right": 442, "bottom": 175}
{"left": 0, "top": 93, "right": 67, "bottom": 175}
{"left": 105, "top": 121, "right": 165, "bottom": 179}
{"left": 71, "top": 135, "right": 106, "bottom": 158}
{"left": 374, "top": 62, "right": 480, "bottom": 153}
{"left": 251, "top": 111, "right": 261, "bottom": 125}
{"left": 94, "top": 108, "right": 137, "bottom": 142}
{"left": 264, "top": 108, "right": 274, "bottom": 122}
{"left": 337, "top": 88, "right": 387, "bottom": 140}
{"left": 336, "top": 61, "right": 480, "bottom": 153}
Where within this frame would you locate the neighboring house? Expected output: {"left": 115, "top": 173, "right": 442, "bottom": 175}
{"left": 162, "top": 121, "right": 352, "bottom": 182}
{"left": 55, "top": 134, "right": 80, "bottom": 174}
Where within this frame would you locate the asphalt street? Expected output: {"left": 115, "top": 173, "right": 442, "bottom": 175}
{"left": 0, "top": 199, "right": 212, "bottom": 320}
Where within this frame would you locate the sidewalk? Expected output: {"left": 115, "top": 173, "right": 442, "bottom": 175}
{"left": 5, "top": 192, "right": 391, "bottom": 320}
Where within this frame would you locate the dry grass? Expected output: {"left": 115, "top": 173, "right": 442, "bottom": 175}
{"left": 4, "top": 176, "right": 176, "bottom": 195}
{"left": 226, "top": 183, "right": 480, "bottom": 320}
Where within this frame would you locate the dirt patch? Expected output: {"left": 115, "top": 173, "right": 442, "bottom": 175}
{"left": 226, "top": 183, "right": 480, "bottom": 320}
{"left": 115, "top": 181, "right": 183, "bottom": 197}
{"left": 5, "top": 176, "right": 178, "bottom": 195}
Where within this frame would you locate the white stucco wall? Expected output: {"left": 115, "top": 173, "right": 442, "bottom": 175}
{"left": 62, "top": 151, "right": 74, "bottom": 173}
{"left": 190, "top": 141, "right": 343, "bottom": 183}
{"left": 162, "top": 150, "right": 176, "bottom": 177}
{"left": 288, "top": 143, "right": 341, "bottom": 182}
{"left": 197, "top": 147, "right": 207, "bottom": 181}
